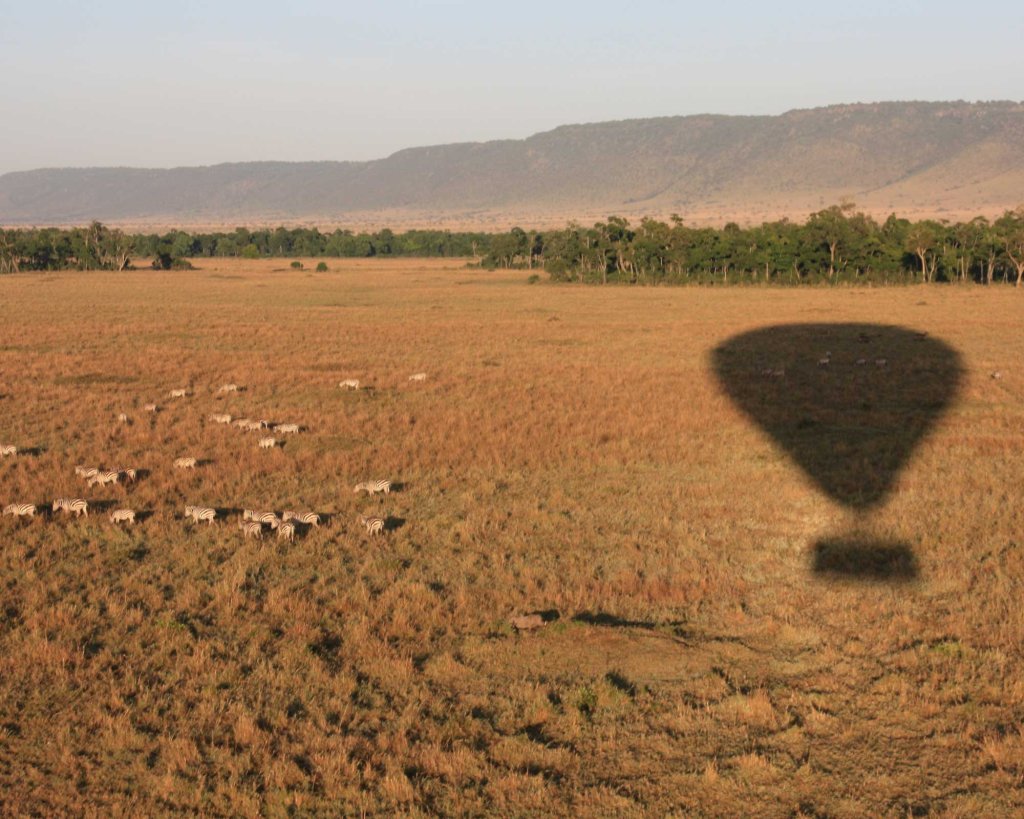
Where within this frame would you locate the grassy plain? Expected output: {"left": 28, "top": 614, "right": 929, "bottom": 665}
{"left": 0, "top": 258, "right": 1021, "bottom": 816}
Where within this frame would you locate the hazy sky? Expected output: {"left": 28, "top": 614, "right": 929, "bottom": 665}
{"left": 1, "top": 0, "right": 1021, "bottom": 174}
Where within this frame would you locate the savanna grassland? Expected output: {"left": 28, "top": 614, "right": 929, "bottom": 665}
{"left": 0, "top": 258, "right": 1021, "bottom": 817}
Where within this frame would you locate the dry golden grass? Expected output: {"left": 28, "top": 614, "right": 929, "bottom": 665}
{"left": 0, "top": 258, "right": 1022, "bottom": 816}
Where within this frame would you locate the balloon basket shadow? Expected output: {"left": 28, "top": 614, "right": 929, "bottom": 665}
{"left": 811, "top": 532, "right": 918, "bottom": 582}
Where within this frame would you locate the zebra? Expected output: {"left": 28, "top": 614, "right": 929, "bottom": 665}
{"left": 117, "top": 413, "right": 130, "bottom": 424}
{"left": 53, "top": 498, "right": 89, "bottom": 517}
{"left": 283, "top": 511, "right": 321, "bottom": 527}
{"left": 277, "top": 521, "right": 296, "bottom": 542}
{"left": 217, "top": 384, "right": 240, "bottom": 394}
{"left": 243, "top": 510, "right": 280, "bottom": 528}
{"left": 109, "top": 509, "right": 136, "bottom": 525}
{"left": 817, "top": 356, "right": 831, "bottom": 368}
{"left": 75, "top": 465, "right": 99, "bottom": 479}
{"left": 233, "top": 418, "right": 253, "bottom": 429}
{"left": 339, "top": 379, "right": 360, "bottom": 390}
{"left": 0, "top": 445, "right": 17, "bottom": 457}
{"left": 209, "top": 413, "right": 232, "bottom": 424}
{"left": 88, "top": 470, "right": 121, "bottom": 487}
{"left": 143, "top": 403, "right": 158, "bottom": 412}
{"left": 239, "top": 521, "right": 263, "bottom": 539}
{"left": 408, "top": 372, "right": 427, "bottom": 382}
{"left": 3, "top": 503, "right": 37, "bottom": 519}
{"left": 358, "top": 514, "right": 386, "bottom": 536}
{"left": 184, "top": 505, "right": 216, "bottom": 525}
{"left": 354, "top": 480, "right": 391, "bottom": 496}
{"left": 274, "top": 423, "right": 300, "bottom": 434}
{"left": 169, "top": 388, "right": 190, "bottom": 399}
{"left": 875, "top": 358, "right": 888, "bottom": 368}
{"left": 856, "top": 358, "right": 867, "bottom": 366}
{"left": 241, "top": 421, "right": 263, "bottom": 432}
{"left": 258, "top": 437, "right": 277, "bottom": 449}
{"left": 174, "top": 457, "right": 197, "bottom": 470}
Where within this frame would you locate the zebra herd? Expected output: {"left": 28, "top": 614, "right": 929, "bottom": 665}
{"left": 2, "top": 377, "right": 411, "bottom": 540}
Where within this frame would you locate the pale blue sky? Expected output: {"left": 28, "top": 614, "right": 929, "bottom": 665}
{"left": 0, "top": 0, "right": 1021, "bottom": 174}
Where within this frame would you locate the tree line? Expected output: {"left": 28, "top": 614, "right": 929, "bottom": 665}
{"left": 2, "top": 204, "right": 1023, "bottom": 285}
{"left": 0, "top": 224, "right": 491, "bottom": 273}
{"left": 500, "top": 204, "right": 1024, "bottom": 286}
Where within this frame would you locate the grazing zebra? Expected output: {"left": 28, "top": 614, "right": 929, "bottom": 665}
{"left": 88, "top": 470, "right": 121, "bottom": 487}
{"left": 0, "top": 445, "right": 17, "bottom": 457}
{"left": 875, "top": 358, "right": 888, "bottom": 367}
{"left": 408, "top": 372, "right": 427, "bottom": 382}
{"left": 75, "top": 465, "right": 99, "bottom": 478}
{"left": 109, "top": 508, "right": 136, "bottom": 525}
{"left": 143, "top": 403, "right": 158, "bottom": 412}
{"left": 239, "top": 521, "right": 263, "bottom": 539}
{"left": 339, "top": 379, "right": 360, "bottom": 390}
{"left": 240, "top": 420, "right": 263, "bottom": 432}
{"left": 122, "top": 468, "right": 138, "bottom": 482}
{"left": 283, "top": 511, "right": 321, "bottom": 527}
{"left": 209, "top": 413, "right": 232, "bottom": 424}
{"left": 277, "top": 521, "right": 296, "bottom": 542}
{"left": 52, "top": 498, "right": 89, "bottom": 517}
{"left": 217, "top": 384, "right": 240, "bottom": 394}
{"left": 258, "top": 437, "right": 277, "bottom": 449}
{"left": 184, "top": 505, "right": 216, "bottom": 525}
{"left": 354, "top": 479, "right": 391, "bottom": 496}
{"left": 169, "top": 388, "right": 190, "bottom": 398}
{"left": 274, "top": 423, "right": 300, "bottom": 434}
{"left": 243, "top": 510, "right": 280, "bottom": 528}
{"left": 856, "top": 358, "right": 867, "bottom": 366}
{"left": 3, "top": 503, "right": 37, "bottom": 519}
{"left": 233, "top": 418, "right": 252, "bottom": 428}
{"left": 817, "top": 356, "right": 830, "bottom": 368}
{"left": 117, "top": 413, "right": 130, "bottom": 424}
{"left": 358, "top": 514, "right": 386, "bottom": 536}
{"left": 174, "top": 457, "right": 197, "bottom": 470}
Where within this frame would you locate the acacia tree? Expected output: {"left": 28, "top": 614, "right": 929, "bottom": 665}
{"left": 806, "top": 202, "right": 855, "bottom": 278}
{"left": 905, "top": 221, "right": 942, "bottom": 282}
{"left": 996, "top": 208, "right": 1024, "bottom": 287}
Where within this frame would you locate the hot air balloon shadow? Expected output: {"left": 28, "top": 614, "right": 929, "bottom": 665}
{"left": 712, "top": 324, "right": 963, "bottom": 581}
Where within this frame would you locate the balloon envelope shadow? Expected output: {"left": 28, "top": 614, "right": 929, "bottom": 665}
{"left": 712, "top": 323, "right": 963, "bottom": 580}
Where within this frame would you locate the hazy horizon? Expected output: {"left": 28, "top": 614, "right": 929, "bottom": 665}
{"left": 2, "top": 0, "right": 1023, "bottom": 175}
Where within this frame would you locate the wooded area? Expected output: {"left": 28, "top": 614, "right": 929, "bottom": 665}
{"left": 2, "top": 204, "right": 1023, "bottom": 285}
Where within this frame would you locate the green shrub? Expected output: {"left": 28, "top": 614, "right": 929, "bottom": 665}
{"left": 290, "top": 260, "right": 303, "bottom": 269}
{"left": 316, "top": 262, "right": 328, "bottom": 272}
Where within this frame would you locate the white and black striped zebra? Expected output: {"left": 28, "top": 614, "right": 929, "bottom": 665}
{"left": 109, "top": 509, "right": 136, "bottom": 525}
{"left": 53, "top": 498, "right": 89, "bottom": 517}
{"left": 3, "top": 503, "right": 37, "bottom": 519}
{"left": 339, "top": 379, "right": 360, "bottom": 390}
{"left": 184, "top": 505, "right": 216, "bottom": 525}
{"left": 239, "top": 521, "right": 263, "bottom": 539}
{"left": 283, "top": 511, "right": 321, "bottom": 527}
{"left": 88, "top": 470, "right": 121, "bottom": 487}
{"left": 354, "top": 479, "right": 391, "bottom": 496}
{"left": 0, "top": 445, "right": 17, "bottom": 457}
{"left": 277, "top": 521, "right": 296, "bottom": 542}
{"left": 258, "top": 437, "right": 277, "bottom": 449}
{"left": 174, "top": 457, "right": 197, "bottom": 470}
{"left": 217, "top": 384, "right": 240, "bottom": 394}
{"left": 243, "top": 510, "right": 280, "bottom": 528}
{"left": 358, "top": 514, "right": 385, "bottom": 536}
{"left": 75, "top": 465, "right": 99, "bottom": 479}
{"left": 274, "top": 423, "right": 300, "bottom": 434}
{"left": 209, "top": 413, "right": 232, "bottom": 424}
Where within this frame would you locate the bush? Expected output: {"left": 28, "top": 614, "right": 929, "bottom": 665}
{"left": 527, "top": 274, "right": 540, "bottom": 284}
{"left": 290, "top": 260, "right": 303, "bottom": 269}
{"left": 241, "top": 244, "right": 260, "bottom": 260}
{"left": 316, "top": 262, "right": 328, "bottom": 272}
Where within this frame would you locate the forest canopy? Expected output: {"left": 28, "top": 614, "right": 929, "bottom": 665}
{"left": 2, "top": 204, "right": 1024, "bottom": 286}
